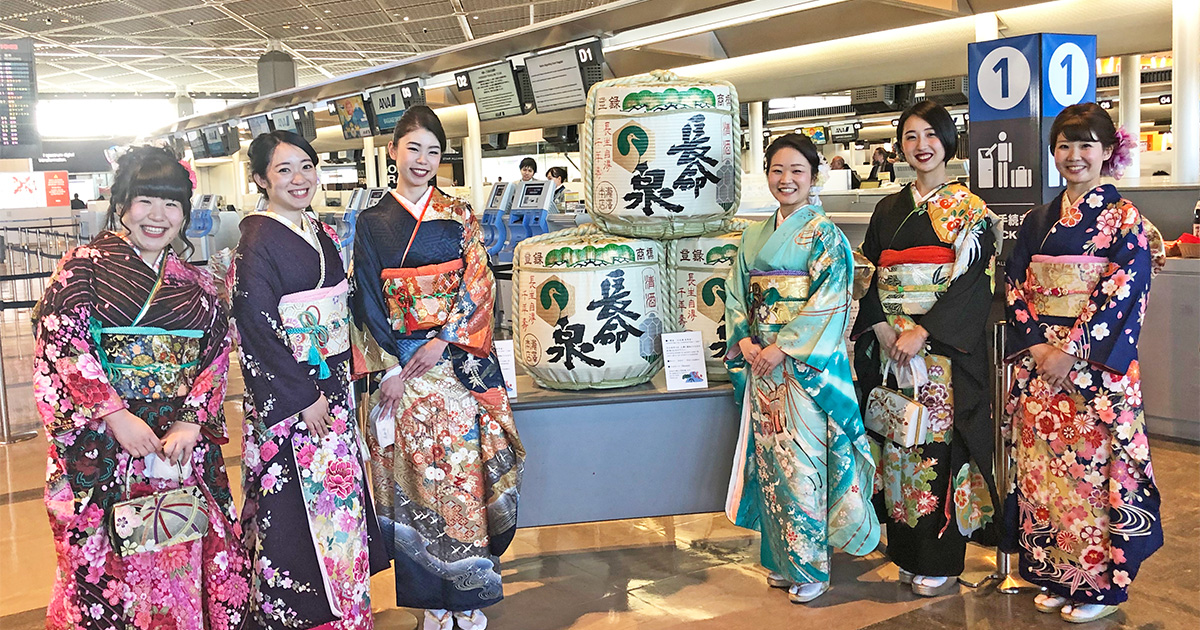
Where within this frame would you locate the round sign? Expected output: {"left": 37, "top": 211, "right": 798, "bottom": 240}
{"left": 1047, "top": 42, "right": 1089, "bottom": 108}
{"left": 977, "top": 46, "right": 1032, "bottom": 111}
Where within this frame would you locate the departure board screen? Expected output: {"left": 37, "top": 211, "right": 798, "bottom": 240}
{"left": 0, "top": 39, "right": 39, "bottom": 158}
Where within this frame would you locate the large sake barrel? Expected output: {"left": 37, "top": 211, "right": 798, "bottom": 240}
{"left": 513, "top": 224, "right": 665, "bottom": 390}
{"left": 582, "top": 70, "right": 741, "bottom": 240}
{"left": 666, "top": 226, "right": 745, "bottom": 380}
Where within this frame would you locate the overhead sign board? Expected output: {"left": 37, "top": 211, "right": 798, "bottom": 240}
{"left": 369, "top": 85, "right": 406, "bottom": 135}
{"left": 0, "top": 38, "right": 39, "bottom": 158}
{"left": 467, "top": 61, "right": 524, "bottom": 121}
{"left": 829, "top": 122, "right": 858, "bottom": 143}
{"left": 525, "top": 47, "right": 588, "bottom": 113}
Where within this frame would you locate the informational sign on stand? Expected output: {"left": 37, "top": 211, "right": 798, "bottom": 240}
{"left": 494, "top": 339, "right": 518, "bottom": 399}
{"left": 662, "top": 330, "right": 709, "bottom": 391}
{"left": 967, "top": 33, "right": 1096, "bottom": 253}
{"left": 525, "top": 47, "right": 588, "bottom": 114}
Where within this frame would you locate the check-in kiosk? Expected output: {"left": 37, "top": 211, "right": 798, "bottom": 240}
{"left": 338, "top": 187, "right": 388, "bottom": 270}
{"left": 185, "top": 194, "right": 225, "bottom": 262}
{"left": 510, "top": 180, "right": 553, "bottom": 242}
{"left": 483, "top": 183, "right": 514, "bottom": 262}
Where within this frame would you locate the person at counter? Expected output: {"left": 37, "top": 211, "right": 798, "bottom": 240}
{"left": 868, "top": 146, "right": 895, "bottom": 181}
{"left": 1003, "top": 102, "right": 1161, "bottom": 624}
{"left": 519, "top": 156, "right": 537, "bottom": 182}
{"left": 70, "top": 193, "right": 86, "bottom": 209}
{"left": 830, "top": 156, "right": 861, "bottom": 189}
{"left": 32, "top": 146, "right": 251, "bottom": 629}
{"left": 724, "top": 133, "right": 880, "bottom": 605}
{"left": 547, "top": 166, "right": 568, "bottom": 209}
{"left": 230, "top": 130, "right": 387, "bottom": 630}
{"left": 350, "top": 105, "right": 524, "bottom": 630}
{"left": 852, "top": 101, "right": 999, "bottom": 597}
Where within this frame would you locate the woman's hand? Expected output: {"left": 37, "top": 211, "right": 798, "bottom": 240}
{"left": 378, "top": 372, "right": 406, "bottom": 420}
{"left": 751, "top": 344, "right": 787, "bottom": 378}
{"left": 891, "top": 326, "right": 929, "bottom": 364}
{"left": 872, "top": 322, "right": 899, "bottom": 359}
{"left": 738, "top": 338, "right": 762, "bottom": 365}
{"left": 161, "top": 421, "right": 201, "bottom": 465}
{"left": 399, "top": 338, "right": 449, "bottom": 382}
{"left": 300, "top": 393, "right": 332, "bottom": 439}
{"left": 103, "top": 409, "right": 162, "bottom": 459}
{"left": 1030, "top": 343, "right": 1076, "bottom": 393}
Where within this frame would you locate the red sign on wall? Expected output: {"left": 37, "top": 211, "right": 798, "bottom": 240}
{"left": 44, "top": 171, "right": 69, "bottom": 206}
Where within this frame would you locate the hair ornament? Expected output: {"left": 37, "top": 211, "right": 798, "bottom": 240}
{"left": 179, "top": 159, "right": 198, "bottom": 189}
{"left": 809, "top": 157, "right": 832, "bottom": 206}
{"left": 1103, "top": 126, "right": 1138, "bottom": 180}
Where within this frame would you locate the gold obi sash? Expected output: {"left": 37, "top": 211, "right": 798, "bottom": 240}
{"left": 1026, "top": 254, "right": 1107, "bottom": 318}
{"left": 91, "top": 321, "right": 203, "bottom": 400}
{"left": 382, "top": 259, "right": 463, "bottom": 333}
{"left": 876, "top": 246, "right": 955, "bottom": 315}
{"left": 279, "top": 279, "right": 351, "bottom": 380}
{"left": 748, "top": 270, "right": 811, "bottom": 326}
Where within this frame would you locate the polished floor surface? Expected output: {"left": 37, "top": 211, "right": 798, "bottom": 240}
{"left": 2, "top": 304, "right": 1198, "bottom": 629}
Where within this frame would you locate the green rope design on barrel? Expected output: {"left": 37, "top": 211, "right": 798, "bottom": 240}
{"left": 582, "top": 70, "right": 743, "bottom": 240}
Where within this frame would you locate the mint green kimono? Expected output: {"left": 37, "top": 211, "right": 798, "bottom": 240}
{"left": 724, "top": 204, "right": 880, "bottom": 584}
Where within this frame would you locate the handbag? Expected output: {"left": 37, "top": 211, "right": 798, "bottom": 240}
{"left": 108, "top": 461, "right": 209, "bottom": 557}
{"left": 864, "top": 357, "right": 931, "bottom": 448}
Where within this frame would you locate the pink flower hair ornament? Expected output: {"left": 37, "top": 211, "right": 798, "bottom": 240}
{"left": 179, "top": 159, "right": 199, "bottom": 189}
{"left": 1102, "top": 127, "right": 1138, "bottom": 180}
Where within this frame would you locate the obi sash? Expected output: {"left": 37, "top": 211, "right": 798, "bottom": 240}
{"left": 279, "top": 279, "right": 351, "bottom": 380}
{"left": 1025, "top": 254, "right": 1107, "bottom": 318}
{"left": 91, "top": 321, "right": 203, "bottom": 401}
{"left": 382, "top": 259, "right": 463, "bottom": 333}
{"left": 876, "top": 246, "right": 955, "bottom": 315}
{"left": 748, "top": 269, "right": 810, "bottom": 327}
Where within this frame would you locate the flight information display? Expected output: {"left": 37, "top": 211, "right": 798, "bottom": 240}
{"left": 0, "top": 38, "right": 39, "bottom": 158}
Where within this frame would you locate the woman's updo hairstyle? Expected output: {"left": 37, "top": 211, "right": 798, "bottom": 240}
{"left": 1049, "top": 103, "right": 1138, "bottom": 178}
{"left": 247, "top": 130, "right": 320, "bottom": 196}
{"left": 390, "top": 104, "right": 447, "bottom": 152}
{"left": 108, "top": 145, "right": 194, "bottom": 253}
{"left": 764, "top": 133, "right": 821, "bottom": 174}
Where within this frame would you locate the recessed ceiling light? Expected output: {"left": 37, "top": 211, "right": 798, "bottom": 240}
{"left": 324, "top": 9, "right": 331, "bottom": 13}
{"left": 473, "top": 15, "right": 479, "bottom": 19}
{"left": 283, "top": 24, "right": 290, "bottom": 29}
{"left": 315, "top": 26, "right": 322, "bottom": 30}
{"left": 403, "top": 16, "right": 410, "bottom": 21}
{"left": 19, "top": 17, "right": 27, "bottom": 21}
{"left": 301, "top": 25, "right": 309, "bottom": 29}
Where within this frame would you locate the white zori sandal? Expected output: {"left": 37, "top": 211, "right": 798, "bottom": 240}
{"left": 787, "top": 581, "right": 830, "bottom": 604}
{"left": 423, "top": 609, "right": 453, "bottom": 630}
{"left": 1061, "top": 603, "right": 1118, "bottom": 624}
{"left": 454, "top": 609, "right": 489, "bottom": 630}
{"left": 767, "top": 572, "right": 791, "bottom": 588}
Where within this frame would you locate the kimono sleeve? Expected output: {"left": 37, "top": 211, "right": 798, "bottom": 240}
{"left": 349, "top": 214, "right": 403, "bottom": 370}
{"left": 181, "top": 294, "right": 233, "bottom": 442}
{"left": 32, "top": 248, "right": 125, "bottom": 436}
{"left": 230, "top": 239, "right": 320, "bottom": 426}
{"left": 723, "top": 230, "right": 753, "bottom": 358}
{"left": 438, "top": 206, "right": 495, "bottom": 357}
{"left": 851, "top": 202, "right": 887, "bottom": 339}
{"left": 1004, "top": 212, "right": 1047, "bottom": 359}
{"left": 920, "top": 216, "right": 997, "bottom": 353}
{"left": 1064, "top": 204, "right": 1152, "bottom": 374}
{"left": 773, "top": 222, "right": 852, "bottom": 373}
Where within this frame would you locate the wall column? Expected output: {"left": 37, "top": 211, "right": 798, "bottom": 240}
{"left": 363, "top": 135, "right": 377, "bottom": 187}
{"left": 464, "top": 103, "right": 484, "bottom": 212}
{"left": 748, "top": 101, "right": 764, "bottom": 173}
{"left": 1119, "top": 54, "right": 1141, "bottom": 180}
{"left": 1172, "top": 0, "right": 1200, "bottom": 183}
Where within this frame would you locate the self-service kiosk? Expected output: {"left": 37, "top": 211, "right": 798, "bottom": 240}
{"left": 338, "top": 187, "right": 389, "bottom": 270}
{"left": 483, "top": 183, "right": 513, "bottom": 262}
{"left": 510, "top": 180, "right": 553, "bottom": 241}
{"left": 185, "top": 194, "right": 221, "bottom": 262}
{"left": 78, "top": 200, "right": 111, "bottom": 240}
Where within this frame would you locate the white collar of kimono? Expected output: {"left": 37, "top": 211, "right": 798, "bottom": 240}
{"left": 775, "top": 204, "right": 821, "bottom": 229}
{"left": 116, "top": 231, "right": 166, "bottom": 270}
{"left": 910, "top": 180, "right": 954, "bottom": 207}
{"left": 391, "top": 186, "right": 433, "bottom": 218}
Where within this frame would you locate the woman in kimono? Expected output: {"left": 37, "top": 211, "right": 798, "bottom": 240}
{"left": 852, "top": 101, "right": 999, "bottom": 596}
{"left": 32, "top": 146, "right": 251, "bottom": 630}
{"left": 1004, "top": 103, "right": 1160, "bottom": 623}
{"left": 724, "top": 133, "right": 880, "bottom": 605}
{"left": 230, "top": 130, "right": 388, "bottom": 630}
{"left": 350, "top": 105, "right": 524, "bottom": 630}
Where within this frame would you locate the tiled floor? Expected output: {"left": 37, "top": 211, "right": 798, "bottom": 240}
{"left": 2, "top": 303, "right": 1198, "bottom": 629}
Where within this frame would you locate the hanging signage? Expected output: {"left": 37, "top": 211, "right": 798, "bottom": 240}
{"left": 0, "top": 38, "right": 39, "bottom": 158}
{"left": 525, "top": 47, "right": 589, "bottom": 114}
{"left": 33, "top": 139, "right": 115, "bottom": 173}
{"left": 369, "top": 85, "right": 406, "bottom": 135}
{"left": 466, "top": 61, "right": 524, "bottom": 121}
{"left": 1, "top": 171, "right": 69, "bottom": 209}
{"left": 398, "top": 81, "right": 424, "bottom": 107}
{"left": 829, "top": 122, "right": 858, "bottom": 143}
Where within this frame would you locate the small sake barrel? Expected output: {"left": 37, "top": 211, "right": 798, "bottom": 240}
{"left": 667, "top": 231, "right": 742, "bottom": 380}
{"left": 582, "top": 71, "right": 741, "bottom": 240}
{"left": 513, "top": 226, "right": 665, "bottom": 390}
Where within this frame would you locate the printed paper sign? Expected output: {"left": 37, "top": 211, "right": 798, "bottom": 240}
{"left": 662, "top": 330, "right": 709, "bottom": 391}
{"left": 494, "top": 339, "right": 518, "bottom": 399}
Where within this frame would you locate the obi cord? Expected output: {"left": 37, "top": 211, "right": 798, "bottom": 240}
{"left": 284, "top": 307, "right": 337, "bottom": 380}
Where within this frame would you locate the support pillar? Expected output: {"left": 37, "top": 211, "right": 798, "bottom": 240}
{"left": 975, "top": 12, "right": 999, "bottom": 42}
{"left": 1119, "top": 55, "right": 1141, "bottom": 180}
{"left": 1173, "top": 0, "right": 1200, "bottom": 183}
{"left": 364, "top": 135, "right": 377, "bottom": 187}
{"left": 748, "top": 102, "right": 764, "bottom": 173}
{"left": 464, "top": 103, "right": 484, "bottom": 212}
{"left": 377, "top": 146, "right": 390, "bottom": 188}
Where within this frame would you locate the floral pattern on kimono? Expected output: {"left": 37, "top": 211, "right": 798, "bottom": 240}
{"left": 33, "top": 232, "right": 250, "bottom": 630}
{"left": 724, "top": 204, "right": 880, "bottom": 585}
{"left": 351, "top": 188, "right": 524, "bottom": 612}
{"left": 231, "top": 214, "right": 388, "bottom": 630}
{"left": 1003, "top": 184, "right": 1161, "bottom": 605}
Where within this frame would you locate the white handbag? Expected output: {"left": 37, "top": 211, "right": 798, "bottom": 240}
{"left": 864, "top": 357, "right": 931, "bottom": 448}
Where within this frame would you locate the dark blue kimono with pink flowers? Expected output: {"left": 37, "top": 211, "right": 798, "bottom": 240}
{"left": 1003, "top": 184, "right": 1161, "bottom": 605}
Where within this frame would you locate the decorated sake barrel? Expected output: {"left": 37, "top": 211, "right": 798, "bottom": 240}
{"left": 582, "top": 70, "right": 741, "bottom": 240}
{"left": 666, "top": 229, "right": 743, "bottom": 380}
{"left": 513, "top": 225, "right": 665, "bottom": 390}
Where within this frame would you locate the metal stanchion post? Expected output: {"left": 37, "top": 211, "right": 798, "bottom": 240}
{"left": 22, "top": 229, "right": 32, "bottom": 302}
{"left": 0, "top": 325, "right": 36, "bottom": 445}
{"left": 993, "top": 320, "right": 1035, "bottom": 594}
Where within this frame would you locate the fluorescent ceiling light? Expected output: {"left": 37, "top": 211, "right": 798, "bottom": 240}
{"left": 604, "top": 0, "right": 847, "bottom": 53}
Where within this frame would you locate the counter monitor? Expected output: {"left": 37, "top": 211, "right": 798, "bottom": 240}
{"left": 514, "top": 181, "right": 551, "bottom": 211}
{"left": 186, "top": 129, "right": 209, "bottom": 159}
{"left": 271, "top": 110, "right": 297, "bottom": 132}
{"left": 247, "top": 114, "right": 273, "bottom": 138}
{"left": 334, "top": 94, "right": 374, "bottom": 140}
